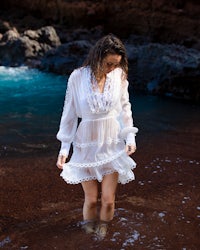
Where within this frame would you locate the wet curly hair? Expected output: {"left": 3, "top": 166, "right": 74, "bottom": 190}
{"left": 83, "top": 34, "right": 128, "bottom": 80}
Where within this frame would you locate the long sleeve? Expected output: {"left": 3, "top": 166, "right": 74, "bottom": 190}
{"left": 56, "top": 72, "right": 78, "bottom": 156}
{"left": 119, "top": 79, "right": 138, "bottom": 145}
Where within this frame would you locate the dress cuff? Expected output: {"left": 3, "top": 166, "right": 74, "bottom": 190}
{"left": 126, "top": 133, "right": 136, "bottom": 146}
{"left": 59, "top": 142, "right": 71, "bottom": 157}
{"left": 120, "top": 126, "right": 138, "bottom": 140}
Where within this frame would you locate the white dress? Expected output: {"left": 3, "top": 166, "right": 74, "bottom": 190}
{"left": 57, "top": 66, "right": 138, "bottom": 184}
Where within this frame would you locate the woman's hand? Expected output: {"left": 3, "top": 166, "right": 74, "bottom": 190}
{"left": 125, "top": 144, "right": 136, "bottom": 155}
{"left": 56, "top": 154, "right": 67, "bottom": 169}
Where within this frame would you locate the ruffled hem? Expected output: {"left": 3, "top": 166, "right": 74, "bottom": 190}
{"left": 60, "top": 169, "right": 135, "bottom": 185}
{"left": 60, "top": 152, "right": 136, "bottom": 185}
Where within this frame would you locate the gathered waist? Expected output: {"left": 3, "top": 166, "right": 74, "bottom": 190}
{"left": 81, "top": 110, "right": 117, "bottom": 121}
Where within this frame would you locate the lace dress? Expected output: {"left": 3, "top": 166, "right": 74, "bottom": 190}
{"left": 56, "top": 66, "right": 138, "bottom": 184}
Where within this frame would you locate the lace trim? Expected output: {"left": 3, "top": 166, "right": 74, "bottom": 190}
{"left": 73, "top": 138, "right": 121, "bottom": 148}
{"left": 67, "top": 150, "right": 125, "bottom": 168}
{"left": 86, "top": 69, "right": 115, "bottom": 114}
{"left": 60, "top": 169, "right": 135, "bottom": 185}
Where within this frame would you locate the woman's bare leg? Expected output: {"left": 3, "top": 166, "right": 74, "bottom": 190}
{"left": 81, "top": 180, "right": 98, "bottom": 220}
{"left": 100, "top": 172, "right": 118, "bottom": 221}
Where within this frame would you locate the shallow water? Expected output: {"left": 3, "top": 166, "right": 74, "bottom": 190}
{"left": 0, "top": 66, "right": 66, "bottom": 155}
{"left": 0, "top": 67, "right": 200, "bottom": 249}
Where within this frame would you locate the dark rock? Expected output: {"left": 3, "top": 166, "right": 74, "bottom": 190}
{"left": 2, "top": 29, "right": 20, "bottom": 42}
{"left": 39, "top": 40, "right": 92, "bottom": 74}
{"left": 38, "top": 37, "right": 200, "bottom": 101}
{"left": 19, "top": 36, "right": 42, "bottom": 58}
{"left": 36, "top": 26, "right": 61, "bottom": 47}
{"left": 0, "top": 36, "right": 40, "bottom": 66}
{"left": 0, "top": 20, "right": 13, "bottom": 34}
{"left": 1, "top": 0, "right": 200, "bottom": 46}
{"left": 0, "top": 26, "right": 61, "bottom": 66}
{"left": 126, "top": 42, "right": 200, "bottom": 101}
{"left": 24, "top": 26, "right": 61, "bottom": 47}
{"left": 24, "top": 30, "right": 40, "bottom": 41}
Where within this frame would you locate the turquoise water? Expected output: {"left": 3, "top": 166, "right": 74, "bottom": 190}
{"left": 0, "top": 66, "right": 66, "bottom": 154}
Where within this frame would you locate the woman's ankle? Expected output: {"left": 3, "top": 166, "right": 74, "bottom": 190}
{"left": 82, "top": 219, "right": 97, "bottom": 234}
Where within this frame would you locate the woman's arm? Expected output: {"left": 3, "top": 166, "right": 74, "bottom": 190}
{"left": 120, "top": 79, "right": 138, "bottom": 155}
{"left": 56, "top": 71, "right": 78, "bottom": 168}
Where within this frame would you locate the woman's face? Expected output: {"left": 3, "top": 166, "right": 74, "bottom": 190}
{"left": 102, "top": 54, "right": 122, "bottom": 74}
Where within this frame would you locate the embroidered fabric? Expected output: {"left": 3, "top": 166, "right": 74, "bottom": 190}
{"left": 73, "top": 138, "right": 121, "bottom": 148}
{"left": 86, "top": 72, "right": 114, "bottom": 113}
{"left": 67, "top": 149, "right": 125, "bottom": 168}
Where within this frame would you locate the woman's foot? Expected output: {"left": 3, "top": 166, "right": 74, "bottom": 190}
{"left": 82, "top": 220, "right": 96, "bottom": 234}
{"left": 95, "top": 221, "right": 108, "bottom": 239}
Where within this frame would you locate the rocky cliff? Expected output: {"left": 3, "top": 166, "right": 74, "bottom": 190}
{"left": 1, "top": 0, "right": 200, "bottom": 47}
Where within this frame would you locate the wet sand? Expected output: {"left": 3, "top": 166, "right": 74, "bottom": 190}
{"left": 0, "top": 123, "right": 199, "bottom": 249}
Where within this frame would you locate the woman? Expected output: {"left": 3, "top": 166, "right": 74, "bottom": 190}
{"left": 56, "top": 34, "right": 138, "bottom": 238}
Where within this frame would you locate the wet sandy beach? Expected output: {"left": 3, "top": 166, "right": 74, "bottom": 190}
{"left": 0, "top": 111, "right": 200, "bottom": 249}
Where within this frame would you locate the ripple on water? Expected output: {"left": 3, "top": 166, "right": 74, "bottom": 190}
{"left": 140, "top": 156, "right": 199, "bottom": 188}
{"left": 108, "top": 208, "right": 170, "bottom": 249}
{"left": 0, "top": 236, "right": 11, "bottom": 248}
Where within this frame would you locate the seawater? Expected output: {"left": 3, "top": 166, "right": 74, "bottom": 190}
{"left": 0, "top": 66, "right": 66, "bottom": 153}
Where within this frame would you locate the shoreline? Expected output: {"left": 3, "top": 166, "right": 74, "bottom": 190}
{"left": 0, "top": 129, "right": 199, "bottom": 248}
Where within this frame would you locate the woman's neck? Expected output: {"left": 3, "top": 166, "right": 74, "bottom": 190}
{"left": 96, "top": 75, "right": 106, "bottom": 93}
